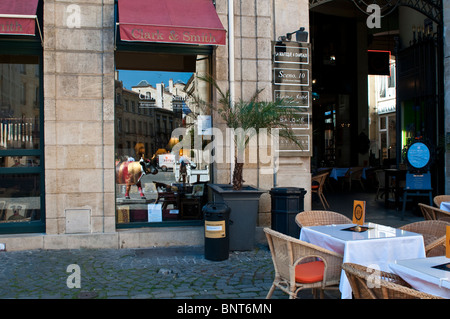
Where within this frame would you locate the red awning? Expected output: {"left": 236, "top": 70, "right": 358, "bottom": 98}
{"left": 117, "top": 0, "right": 226, "bottom": 46}
{"left": 0, "top": 0, "right": 40, "bottom": 36}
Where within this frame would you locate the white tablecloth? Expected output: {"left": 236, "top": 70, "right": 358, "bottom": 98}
{"left": 389, "top": 256, "right": 450, "bottom": 298}
{"left": 440, "top": 202, "right": 450, "bottom": 212}
{"left": 299, "top": 223, "right": 426, "bottom": 299}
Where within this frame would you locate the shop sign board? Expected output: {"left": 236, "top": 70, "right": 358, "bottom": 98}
{"left": 0, "top": 0, "right": 40, "bottom": 36}
{"left": 274, "top": 45, "right": 309, "bottom": 64}
{"left": 117, "top": 0, "right": 227, "bottom": 46}
{"left": 377, "top": 99, "right": 396, "bottom": 114}
{"left": 274, "top": 90, "right": 310, "bottom": 108}
{"left": 281, "top": 111, "right": 310, "bottom": 130}
{"left": 273, "top": 68, "right": 309, "bottom": 86}
{"left": 272, "top": 41, "right": 312, "bottom": 156}
{"left": 278, "top": 134, "right": 310, "bottom": 153}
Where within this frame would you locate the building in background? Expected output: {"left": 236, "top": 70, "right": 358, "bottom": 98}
{"left": 368, "top": 58, "right": 397, "bottom": 166}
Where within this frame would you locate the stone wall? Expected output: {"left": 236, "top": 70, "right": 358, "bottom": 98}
{"left": 214, "top": 0, "right": 311, "bottom": 227}
{"left": 43, "top": 0, "right": 116, "bottom": 234}
{"left": 41, "top": 0, "right": 312, "bottom": 235}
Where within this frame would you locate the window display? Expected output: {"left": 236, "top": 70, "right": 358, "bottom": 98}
{"left": 0, "top": 174, "right": 41, "bottom": 223}
{"left": 114, "top": 57, "right": 212, "bottom": 227}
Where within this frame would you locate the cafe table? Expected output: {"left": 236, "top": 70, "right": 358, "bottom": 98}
{"left": 299, "top": 223, "right": 426, "bottom": 299}
{"left": 329, "top": 168, "right": 350, "bottom": 180}
{"left": 389, "top": 256, "right": 450, "bottom": 298}
{"left": 328, "top": 167, "right": 370, "bottom": 181}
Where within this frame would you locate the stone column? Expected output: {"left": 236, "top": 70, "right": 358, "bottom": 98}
{"left": 43, "top": 0, "right": 115, "bottom": 234}
{"left": 213, "top": 0, "right": 311, "bottom": 227}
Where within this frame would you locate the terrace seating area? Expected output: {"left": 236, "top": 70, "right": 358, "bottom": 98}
{"left": 264, "top": 190, "right": 450, "bottom": 299}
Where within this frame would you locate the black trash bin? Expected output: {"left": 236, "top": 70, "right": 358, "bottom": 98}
{"left": 270, "top": 187, "right": 306, "bottom": 237}
{"left": 203, "top": 202, "right": 230, "bottom": 261}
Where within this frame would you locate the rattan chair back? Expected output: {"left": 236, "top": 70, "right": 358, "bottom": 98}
{"left": 400, "top": 220, "right": 450, "bottom": 257}
{"left": 342, "top": 263, "right": 443, "bottom": 299}
{"left": 433, "top": 195, "right": 450, "bottom": 208}
{"left": 311, "top": 172, "right": 330, "bottom": 209}
{"left": 418, "top": 203, "right": 450, "bottom": 222}
{"left": 264, "top": 227, "right": 343, "bottom": 299}
{"left": 295, "top": 210, "right": 352, "bottom": 229}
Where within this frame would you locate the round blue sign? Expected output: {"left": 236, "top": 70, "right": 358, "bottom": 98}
{"left": 407, "top": 142, "right": 430, "bottom": 169}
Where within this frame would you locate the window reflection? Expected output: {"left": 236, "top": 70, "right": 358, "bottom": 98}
{"left": 0, "top": 54, "right": 43, "bottom": 230}
{"left": 0, "top": 60, "right": 40, "bottom": 150}
{"left": 0, "top": 156, "right": 40, "bottom": 167}
{"left": 114, "top": 57, "right": 212, "bottom": 225}
{"left": 0, "top": 174, "right": 41, "bottom": 223}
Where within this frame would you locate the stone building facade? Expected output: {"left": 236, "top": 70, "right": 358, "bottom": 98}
{"left": 0, "top": 0, "right": 448, "bottom": 251}
{"left": 0, "top": 0, "right": 312, "bottom": 251}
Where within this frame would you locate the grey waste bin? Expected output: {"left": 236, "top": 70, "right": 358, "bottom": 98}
{"left": 203, "top": 202, "right": 230, "bottom": 261}
{"left": 270, "top": 187, "right": 306, "bottom": 237}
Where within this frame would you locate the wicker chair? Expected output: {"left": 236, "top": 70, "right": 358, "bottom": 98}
{"left": 340, "top": 167, "right": 364, "bottom": 191}
{"left": 399, "top": 220, "right": 450, "bottom": 257}
{"left": 350, "top": 167, "right": 365, "bottom": 191}
{"left": 295, "top": 210, "right": 352, "bottom": 229}
{"left": 418, "top": 203, "right": 450, "bottom": 222}
{"left": 264, "top": 228, "right": 343, "bottom": 299}
{"left": 342, "top": 263, "right": 443, "bottom": 299}
{"left": 433, "top": 195, "right": 450, "bottom": 208}
{"left": 374, "top": 169, "right": 386, "bottom": 201}
{"left": 311, "top": 172, "right": 330, "bottom": 210}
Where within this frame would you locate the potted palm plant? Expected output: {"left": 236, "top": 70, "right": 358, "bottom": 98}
{"left": 192, "top": 76, "right": 302, "bottom": 250}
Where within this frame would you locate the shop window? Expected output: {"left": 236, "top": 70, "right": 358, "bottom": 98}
{"left": 379, "top": 115, "right": 396, "bottom": 161}
{"left": 0, "top": 173, "right": 42, "bottom": 223}
{"left": 0, "top": 52, "right": 45, "bottom": 233}
{"left": 115, "top": 51, "right": 212, "bottom": 228}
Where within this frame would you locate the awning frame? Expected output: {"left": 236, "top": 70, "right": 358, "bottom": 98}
{"left": 115, "top": 0, "right": 226, "bottom": 46}
{"left": 114, "top": 24, "right": 214, "bottom": 55}
{"left": 0, "top": 14, "right": 43, "bottom": 46}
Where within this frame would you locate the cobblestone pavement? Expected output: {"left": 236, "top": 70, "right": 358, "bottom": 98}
{"left": 0, "top": 244, "right": 340, "bottom": 300}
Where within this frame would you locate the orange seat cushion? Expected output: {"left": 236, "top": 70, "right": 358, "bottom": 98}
{"left": 311, "top": 185, "right": 319, "bottom": 190}
{"left": 295, "top": 261, "right": 324, "bottom": 283}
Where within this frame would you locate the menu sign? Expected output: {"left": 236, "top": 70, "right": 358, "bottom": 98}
{"left": 352, "top": 200, "right": 366, "bottom": 225}
{"left": 272, "top": 41, "right": 312, "bottom": 156}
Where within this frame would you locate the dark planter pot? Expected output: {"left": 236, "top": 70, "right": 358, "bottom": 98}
{"left": 207, "top": 184, "right": 265, "bottom": 251}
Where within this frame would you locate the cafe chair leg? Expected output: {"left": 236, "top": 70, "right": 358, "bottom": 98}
{"left": 266, "top": 284, "right": 276, "bottom": 299}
